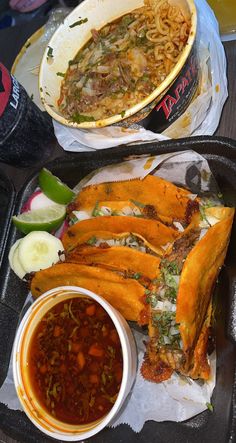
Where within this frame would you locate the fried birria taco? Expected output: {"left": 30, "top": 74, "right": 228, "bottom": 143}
{"left": 65, "top": 232, "right": 161, "bottom": 281}
{"left": 70, "top": 175, "right": 195, "bottom": 225}
{"left": 62, "top": 215, "right": 179, "bottom": 252}
{"left": 31, "top": 263, "right": 147, "bottom": 323}
{"left": 141, "top": 206, "right": 235, "bottom": 382}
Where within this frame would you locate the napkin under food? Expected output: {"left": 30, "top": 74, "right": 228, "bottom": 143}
{"left": 0, "top": 150, "right": 220, "bottom": 432}
{"left": 53, "top": 0, "right": 227, "bottom": 152}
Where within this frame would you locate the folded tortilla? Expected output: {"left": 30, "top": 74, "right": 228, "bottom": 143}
{"left": 141, "top": 207, "right": 235, "bottom": 381}
{"left": 66, "top": 245, "right": 161, "bottom": 281}
{"left": 73, "top": 200, "right": 143, "bottom": 220}
{"left": 30, "top": 262, "right": 147, "bottom": 323}
{"left": 72, "top": 175, "right": 194, "bottom": 225}
{"left": 62, "top": 215, "right": 180, "bottom": 252}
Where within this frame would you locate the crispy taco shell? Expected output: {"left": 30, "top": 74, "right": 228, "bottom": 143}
{"left": 64, "top": 230, "right": 164, "bottom": 256}
{"left": 62, "top": 216, "right": 179, "bottom": 252}
{"left": 30, "top": 262, "right": 147, "bottom": 322}
{"left": 176, "top": 207, "right": 235, "bottom": 352}
{"left": 66, "top": 245, "right": 161, "bottom": 281}
{"left": 72, "top": 175, "right": 193, "bottom": 224}
{"left": 187, "top": 302, "right": 212, "bottom": 380}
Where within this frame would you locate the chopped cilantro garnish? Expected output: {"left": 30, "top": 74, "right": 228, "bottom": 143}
{"left": 145, "top": 291, "right": 158, "bottom": 307}
{"left": 161, "top": 269, "right": 178, "bottom": 290}
{"left": 164, "top": 286, "right": 177, "bottom": 301}
{"left": 92, "top": 202, "right": 103, "bottom": 217}
{"left": 71, "top": 113, "right": 95, "bottom": 123}
{"left": 108, "top": 345, "right": 115, "bottom": 358}
{"left": 121, "top": 15, "right": 134, "bottom": 27}
{"left": 152, "top": 311, "right": 173, "bottom": 330}
{"left": 133, "top": 273, "right": 141, "bottom": 280}
{"left": 120, "top": 110, "right": 126, "bottom": 118}
{"left": 69, "top": 18, "right": 88, "bottom": 28}
{"left": 87, "top": 236, "right": 97, "bottom": 245}
{"left": 47, "top": 46, "right": 53, "bottom": 58}
{"left": 161, "top": 259, "right": 180, "bottom": 275}
{"left": 152, "top": 311, "right": 181, "bottom": 347}
{"left": 56, "top": 72, "right": 65, "bottom": 77}
{"left": 206, "top": 402, "right": 214, "bottom": 412}
{"left": 158, "top": 260, "right": 180, "bottom": 291}
{"left": 130, "top": 199, "right": 146, "bottom": 208}
{"left": 199, "top": 205, "right": 211, "bottom": 225}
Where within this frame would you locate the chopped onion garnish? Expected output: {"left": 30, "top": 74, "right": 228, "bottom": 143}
{"left": 72, "top": 210, "right": 91, "bottom": 221}
{"left": 155, "top": 301, "right": 164, "bottom": 310}
{"left": 163, "top": 336, "right": 171, "bottom": 345}
{"left": 100, "top": 206, "right": 112, "bottom": 216}
{"left": 172, "top": 275, "right": 180, "bottom": 285}
{"left": 162, "top": 242, "right": 172, "bottom": 251}
{"left": 122, "top": 206, "right": 133, "bottom": 216}
{"left": 170, "top": 326, "right": 179, "bottom": 336}
{"left": 199, "top": 215, "right": 220, "bottom": 228}
{"left": 173, "top": 221, "right": 184, "bottom": 232}
{"left": 187, "top": 193, "right": 198, "bottom": 200}
{"left": 153, "top": 300, "right": 176, "bottom": 312}
{"left": 199, "top": 228, "right": 208, "bottom": 240}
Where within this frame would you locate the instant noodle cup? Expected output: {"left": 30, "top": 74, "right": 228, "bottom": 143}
{"left": 13, "top": 286, "right": 137, "bottom": 441}
{"left": 39, "top": 0, "right": 198, "bottom": 133}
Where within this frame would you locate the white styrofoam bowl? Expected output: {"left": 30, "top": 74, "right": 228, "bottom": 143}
{"left": 39, "top": 0, "right": 197, "bottom": 128}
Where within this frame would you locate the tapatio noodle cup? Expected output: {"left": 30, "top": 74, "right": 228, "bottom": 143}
{"left": 13, "top": 286, "right": 137, "bottom": 441}
{"left": 39, "top": 0, "right": 198, "bottom": 133}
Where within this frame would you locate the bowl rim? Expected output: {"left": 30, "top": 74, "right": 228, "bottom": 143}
{"left": 13, "top": 285, "right": 136, "bottom": 441}
{"left": 39, "top": 0, "right": 197, "bottom": 129}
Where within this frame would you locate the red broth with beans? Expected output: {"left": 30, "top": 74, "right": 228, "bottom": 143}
{"left": 27, "top": 297, "right": 123, "bottom": 425}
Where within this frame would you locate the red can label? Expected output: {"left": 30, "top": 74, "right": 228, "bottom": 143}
{"left": 0, "top": 63, "right": 11, "bottom": 118}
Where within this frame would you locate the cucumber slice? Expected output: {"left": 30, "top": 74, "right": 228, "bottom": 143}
{"left": 12, "top": 247, "right": 27, "bottom": 279}
{"left": 18, "top": 231, "right": 64, "bottom": 273}
{"left": 8, "top": 239, "right": 21, "bottom": 269}
{"left": 8, "top": 239, "right": 27, "bottom": 279}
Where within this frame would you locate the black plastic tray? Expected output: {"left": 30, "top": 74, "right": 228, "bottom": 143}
{"left": 0, "top": 169, "right": 15, "bottom": 266}
{"left": 0, "top": 136, "right": 236, "bottom": 443}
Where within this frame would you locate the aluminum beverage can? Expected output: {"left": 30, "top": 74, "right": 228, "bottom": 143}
{"left": 0, "top": 62, "right": 55, "bottom": 167}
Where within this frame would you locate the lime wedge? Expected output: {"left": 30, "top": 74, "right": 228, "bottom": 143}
{"left": 38, "top": 168, "right": 75, "bottom": 205}
{"left": 12, "top": 205, "right": 66, "bottom": 234}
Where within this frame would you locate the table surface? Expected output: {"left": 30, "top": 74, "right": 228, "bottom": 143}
{"left": 0, "top": 16, "right": 236, "bottom": 443}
